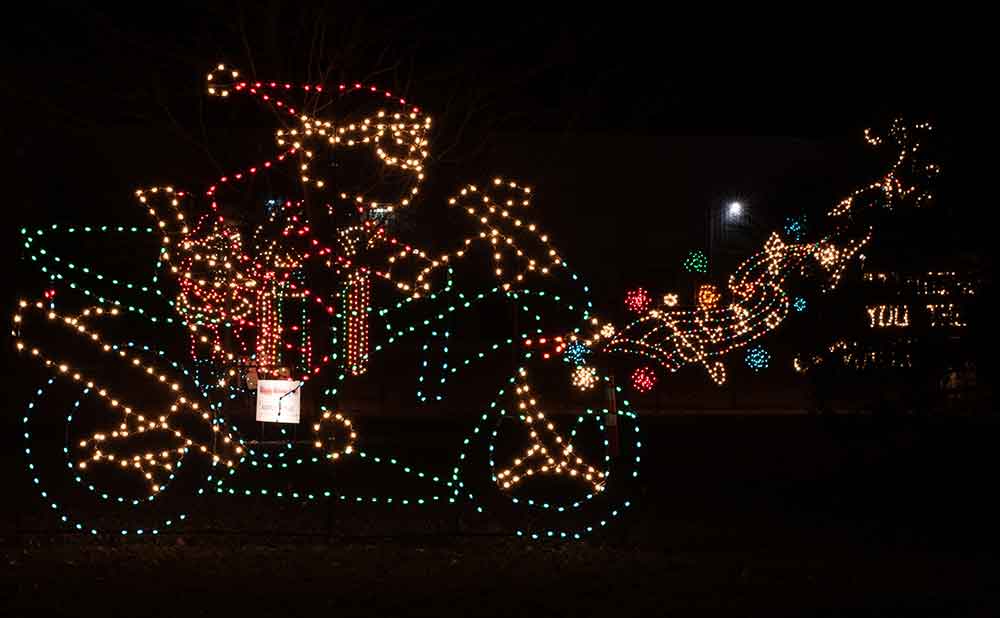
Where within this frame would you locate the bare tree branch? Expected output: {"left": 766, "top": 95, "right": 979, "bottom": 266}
{"left": 238, "top": 4, "right": 258, "bottom": 79}
{"left": 152, "top": 76, "right": 224, "bottom": 175}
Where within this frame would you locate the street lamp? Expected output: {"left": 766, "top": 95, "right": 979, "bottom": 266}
{"left": 708, "top": 200, "right": 748, "bottom": 275}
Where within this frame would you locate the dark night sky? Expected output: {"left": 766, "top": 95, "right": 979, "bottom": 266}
{"left": 2, "top": 4, "right": 980, "bottom": 308}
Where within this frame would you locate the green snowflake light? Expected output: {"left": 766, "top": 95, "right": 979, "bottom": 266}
{"left": 683, "top": 250, "right": 708, "bottom": 274}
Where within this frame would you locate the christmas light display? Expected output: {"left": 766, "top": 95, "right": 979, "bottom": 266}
{"left": 867, "top": 304, "right": 910, "bottom": 328}
{"left": 631, "top": 366, "right": 657, "bottom": 393}
{"left": 925, "top": 303, "right": 966, "bottom": 328}
{"left": 11, "top": 61, "right": 937, "bottom": 540}
{"left": 794, "top": 337, "right": 915, "bottom": 372}
{"left": 797, "top": 268, "right": 974, "bottom": 373}
{"left": 696, "top": 284, "right": 722, "bottom": 310}
{"left": 602, "top": 119, "right": 937, "bottom": 386}
{"left": 562, "top": 340, "right": 591, "bottom": 366}
{"left": 793, "top": 296, "right": 807, "bottom": 313}
{"left": 12, "top": 62, "right": 639, "bottom": 541}
{"left": 343, "top": 271, "right": 371, "bottom": 375}
{"left": 496, "top": 368, "right": 606, "bottom": 492}
{"left": 571, "top": 364, "right": 599, "bottom": 391}
{"left": 624, "top": 287, "right": 652, "bottom": 313}
{"left": 682, "top": 249, "right": 708, "bottom": 273}
{"left": 744, "top": 346, "right": 770, "bottom": 372}
{"left": 783, "top": 215, "right": 807, "bottom": 241}
{"left": 865, "top": 271, "right": 977, "bottom": 297}
{"left": 13, "top": 300, "right": 244, "bottom": 493}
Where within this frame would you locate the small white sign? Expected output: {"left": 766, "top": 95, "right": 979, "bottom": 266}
{"left": 256, "top": 379, "right": 302, "bottom": 424}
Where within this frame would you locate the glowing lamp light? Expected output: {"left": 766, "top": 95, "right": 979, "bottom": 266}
{"left": 728, "top": 201, "right": 743, "bottom": 217}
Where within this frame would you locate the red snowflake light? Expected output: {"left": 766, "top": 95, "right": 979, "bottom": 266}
{"left": 624, "top": 287, "right": 652, "bottom": 314}
{"left": 631, "top": 366, "right": 657, "bottom": 393}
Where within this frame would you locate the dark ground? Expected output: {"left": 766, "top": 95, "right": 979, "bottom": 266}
{"left": 3, "top": 413, "right": 998, "bottom": 617}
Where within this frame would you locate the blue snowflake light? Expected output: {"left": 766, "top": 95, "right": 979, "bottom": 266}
{"left": 784, "top": 215, "right": 807, "bottom": 242}
{"left": 745, "top": 346, "right": 770, "bottom": 372}
{"left": 563, "top": 340, "right": 591, "bottom": 366}
{"left": 793, "top": 297, "right": 807, "bottom": 312}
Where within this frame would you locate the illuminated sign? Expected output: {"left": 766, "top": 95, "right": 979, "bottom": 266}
{"left": 255, "top": 379, "right": 301, "bottom": 424}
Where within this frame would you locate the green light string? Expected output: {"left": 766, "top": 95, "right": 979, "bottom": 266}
{"left": 380, "top": 280, "right": 594, "bottom": 402}
{"left": 21, "top": 226, "right": 179, "bottom": 324}
{"left": 448, "top": 371, "right": 642, "bottom": 539}
{"left": 24, "top": 380, "right": 190, "bottom": 536}
{"left": 20, "top": 227, "right": 635, "bottom": 540}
